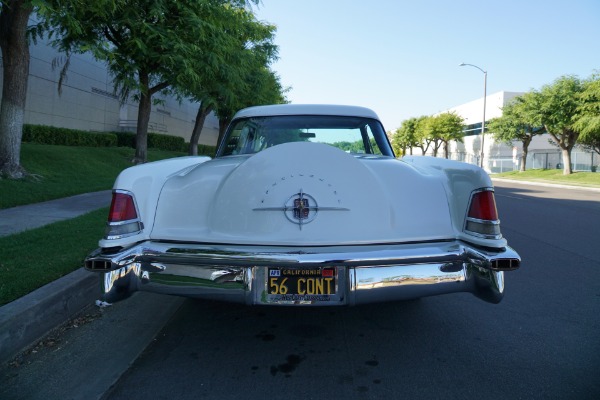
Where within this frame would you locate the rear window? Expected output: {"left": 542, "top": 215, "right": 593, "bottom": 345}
{"left": 218, "top": 115, "right": 393, "bottom": 157}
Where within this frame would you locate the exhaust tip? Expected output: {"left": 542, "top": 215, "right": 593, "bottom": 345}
{"left": 491, "top": 258, "right": 520, "bottom": 271}
{"left": 85, "top": 259, "right": 112, "bottom": 271}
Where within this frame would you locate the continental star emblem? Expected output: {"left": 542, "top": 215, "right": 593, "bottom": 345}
{"left": 253, "top": 189, "right": 349, "bottom": 230}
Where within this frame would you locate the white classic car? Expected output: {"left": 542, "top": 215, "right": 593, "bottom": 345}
{"left": 85, "top": 104, "right": 520, "bottom": 306}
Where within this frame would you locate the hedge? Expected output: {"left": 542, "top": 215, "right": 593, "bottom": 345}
{"left": 23, "top": 125, "right": 117, "bottom": 147}
{"left": 22, "top": 124, "right": 217, "bottom": 156}
{"left": 114, "top": 131, "right": 185, "bottom": 152}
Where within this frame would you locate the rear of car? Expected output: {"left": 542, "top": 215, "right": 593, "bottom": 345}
{"left": 85, "top": 105, "right": 520, "bottom": 306}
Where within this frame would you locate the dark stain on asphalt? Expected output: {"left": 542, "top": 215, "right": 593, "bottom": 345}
{"left": 270, "top": 354, "right": 304, "bottom": 376}
{"left": 255, "top": 331, "right": 276, "bottom": 341}
{"left": 357, "top": 386, "right": 369, "bottom": 393}
{"left": 373, "top": 379, "right": 381, "bottom": 384}
{"left": 288, "top": 324, "right": 326, "bottom": 339}
{"left": 365, "top": 357, "right": 378, "bottom": 367}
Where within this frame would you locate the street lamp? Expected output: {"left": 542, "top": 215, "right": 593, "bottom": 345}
{"left": 460, "top": 63, "right": 487, "bottom": 169}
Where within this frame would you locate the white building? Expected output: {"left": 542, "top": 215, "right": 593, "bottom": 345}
{"left": 426, "top": 91, "right": 595, "bottom": 173}
{"left": 0, "top": 37, "right": 220, "bottom": 147}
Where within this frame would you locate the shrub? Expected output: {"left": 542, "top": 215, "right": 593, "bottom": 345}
{"left": 114, "top": 131, "right": 187, "bottom": 152}
{"left": 113, "top": 131, "right": 136, "bottom": 148}
{"left": 21, "top": 124, "right": 217, "bottom": 155}
{"left": 23, "top": 125, "right": 117, "bottom": 147}
{"left": 148, "top": 133, "right": 185, "bottom": 152}
{"left": 197, "top": 144, "right": 217, "bottom": 157}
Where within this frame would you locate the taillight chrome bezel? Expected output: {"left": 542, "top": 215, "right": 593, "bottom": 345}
{"left": 464, "top": 188, "right": 502, "bottom": 240}
{"left": 105, "top": 189, "right": 144, "bottom": 240}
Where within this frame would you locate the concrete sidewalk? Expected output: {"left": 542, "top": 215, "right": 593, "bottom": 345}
{"left": 0, "top": 190, "right": 112, "bottom": 365}
{"left": 0, "top": 190, "right": 112, "bottom": 237}
{"left": 0, "top": 189, "right": 183, "bottom": 400}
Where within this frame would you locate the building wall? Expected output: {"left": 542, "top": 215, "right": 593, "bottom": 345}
{"left": 415, "top": 91, "right": 597, "bottom": 172}
{"left": 445, "top": 91, "right": 522, "bottom": 123}
{"left": 0, "top": 36, "right": 220, "bottom": 147}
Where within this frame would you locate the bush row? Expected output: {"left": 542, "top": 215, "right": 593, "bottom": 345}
{"left": 22, "top": 124, "right": 216, "bottom": 156}
{"left": 23, "top": 125, "right": 118, "bottom": 147}
{"left": 113, "top": 131, "right": 185, "bottom": 152}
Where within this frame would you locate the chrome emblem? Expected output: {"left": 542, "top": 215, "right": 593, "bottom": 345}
{"left": 253, "top": 189, "right": 349, "bottom": 230}
{"left": 285, "top": 191, "right": 317, "bottom": 225}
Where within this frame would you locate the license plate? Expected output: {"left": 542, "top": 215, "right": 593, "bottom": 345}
{"left": 267, "top": 267, "right": 337, "bottom": 300}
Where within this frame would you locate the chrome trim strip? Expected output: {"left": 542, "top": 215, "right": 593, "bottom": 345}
{"left": 85, "top": 241, "right": 520, "bottom": 305}
{"left": 466, "top": 217, "right": 500, "bottom": 225}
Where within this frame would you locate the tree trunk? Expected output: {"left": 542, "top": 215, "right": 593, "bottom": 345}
{"left": 443, "top": 141, "right": 449, "bottom": 159}
{"left": 561, "top": 148, "right": 573, "bottom": 175}
{"left": 0, "top": 0, "right": 33, "bottom": 178}
{"left": 133, "top": 72, "right": 151, "bottom": 164}
{"left": 520, "top": 148, "right": 528, "bottom": 172}
{"left": 189, "top": 103, "right": 212, "bottom": 156}
{"left": 520, "top": 136, "right": 532, "bottom": 172}
{"left": 546, "top": 126, "right": 579, "bottom": 175}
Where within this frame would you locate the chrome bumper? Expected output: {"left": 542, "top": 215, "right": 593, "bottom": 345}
{"left": 85, "top": 241, "right": 520, "bottom": 305}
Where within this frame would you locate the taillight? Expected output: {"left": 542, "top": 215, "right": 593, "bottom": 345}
{"left": 464, "top": 189, "right": 501, "bottom": 239}
{"left": 467, "top": 190, "right": 498, "bottom": 221}
{"left": 105, "top": 190, "right": 143, "bottom": 239}
{"left": 109, "top": 192, "right": 138, "bottom": 222}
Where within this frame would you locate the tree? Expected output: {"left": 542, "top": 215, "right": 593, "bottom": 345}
{"left": 47, "top": 0, "right": 259, "bottom": 164}
{"left": 184, "top": 7, "right": 279, "bottom": 155}
{"left": 0, "top": 0, "right": 34, "bottom": 178}
{"left": 488, "top": 93, "right": 545, "bottom": 171}
{"left": 214, "top": 65, "right": 287, "bottom": 147}
{"left": 392, "top": 117, "right": 420, "bottom": 156}
{"left": 415, "top": 114, "right": 463, "bottom": 158}
{"left": 532, "top": 75, "right": 584, "bottom": 175}
{"left": 432, "top": 112, "right": 464, "bottom": 159}
{"left": 413, "top": 116, "right": 434, "bottom": 156}
{"left": 0, "top": 0, "right": 110, "bottom": 177}
{"left": 573, "top": 74, "right": 600, "bottom": 161}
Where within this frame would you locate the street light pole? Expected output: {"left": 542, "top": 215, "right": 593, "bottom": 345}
{"left": 460, "top": 63, "right": 487, "bottom": 169}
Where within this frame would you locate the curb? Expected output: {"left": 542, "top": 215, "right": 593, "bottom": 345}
{"left": 491, "top": 178, "right": 600, "bottom": 192}
{"left": 0, "top": 268, "right": 100, "bottom": 366}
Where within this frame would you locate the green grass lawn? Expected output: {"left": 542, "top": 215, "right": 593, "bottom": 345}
{"left": 0, "top": 144, "right": 185, "bottom": 209}
{"left": 0, "top": 208, "right": 108, "bottom": 306}
{"left": 0, "top": 144, "right": 191, "bottom": 305}
{"left": 493, "top": 169, "right": 600, "bottom": 187}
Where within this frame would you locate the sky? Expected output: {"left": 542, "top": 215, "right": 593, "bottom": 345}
{"left": 253, "top": 0, "right": 600, "bottom": 131}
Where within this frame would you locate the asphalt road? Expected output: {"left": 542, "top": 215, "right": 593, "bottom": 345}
{"left": 102, "top": 181, "right": 600, "bottom": 400}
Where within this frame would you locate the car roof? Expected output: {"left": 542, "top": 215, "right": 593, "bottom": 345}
{"left": 232, "top": 104, "right": 381, "bottom": 121}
